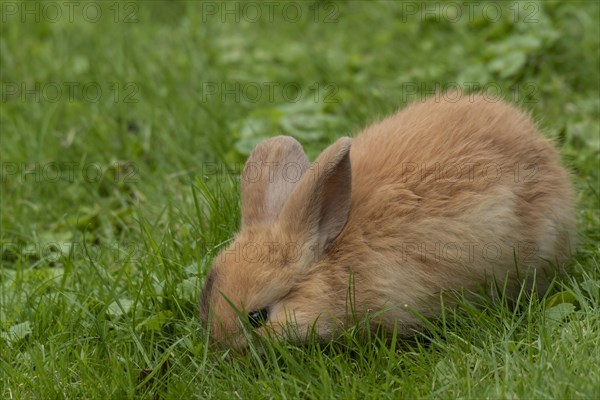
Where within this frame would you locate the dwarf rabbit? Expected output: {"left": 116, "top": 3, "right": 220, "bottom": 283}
{"left": 199, "top": 93, "right": 576, "bottom": 350}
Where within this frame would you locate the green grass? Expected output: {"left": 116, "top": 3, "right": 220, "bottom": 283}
{"left": 1, "top": 1, "right": 599, "bottom": 398}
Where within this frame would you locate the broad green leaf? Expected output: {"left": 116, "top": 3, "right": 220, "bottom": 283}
{"left": 136, "top": 311, "right": 174, "bottom": 331}
{"left": 176, "top": 276, "right": 200, "bottom": 302}
{"left": 545, "top": 303, "right": 576, "bottom": 323}
{"left": 1, "top": 321, "right": 33, "bottom": 345}
{"left": 488, "top": 51, "right": 527, "bottom": 79}
{"left": 107, "top": 298, "right": 134, "bottom": 318}
{"left": 544, "top": 290, "right": 578, "bottom": 308}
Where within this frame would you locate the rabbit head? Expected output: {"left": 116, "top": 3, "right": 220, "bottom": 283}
{"left": 199, "top": 136, "right": 353, "bottom": 349}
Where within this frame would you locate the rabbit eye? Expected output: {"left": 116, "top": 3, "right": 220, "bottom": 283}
{"left": 248, "top": 308, "right": 269, "bottom": 328}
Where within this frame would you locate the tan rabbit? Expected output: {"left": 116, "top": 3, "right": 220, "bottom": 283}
{"left": 199, "top": 93, "right": 576, "bottom": 350}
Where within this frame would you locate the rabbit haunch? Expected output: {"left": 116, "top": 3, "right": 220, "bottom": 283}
{"left": 199, "top": 94, "right": 576, "bottom": 349}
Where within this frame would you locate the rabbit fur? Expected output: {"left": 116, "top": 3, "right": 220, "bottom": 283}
{"left": 199, "top": 93, "right": 576, "bottom": 350}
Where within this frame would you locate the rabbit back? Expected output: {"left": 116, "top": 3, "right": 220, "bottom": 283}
{"left": 320, "top": 94, "right": 576, "bottom": 329}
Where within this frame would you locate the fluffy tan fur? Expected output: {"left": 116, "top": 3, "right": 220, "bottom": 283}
{"left": 199, "top": 94, "right": 576, "bottom": 350}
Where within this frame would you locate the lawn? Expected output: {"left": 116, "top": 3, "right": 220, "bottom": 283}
{"left": 1, "top": 1, "right": 599, "bottom": 398}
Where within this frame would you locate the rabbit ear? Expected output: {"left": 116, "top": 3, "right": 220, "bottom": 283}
{"left": 279, "top": 137, "right": 352, "bottom": 258}
{"left": 241, "top": 136, "right": 310, "bottom": 226}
